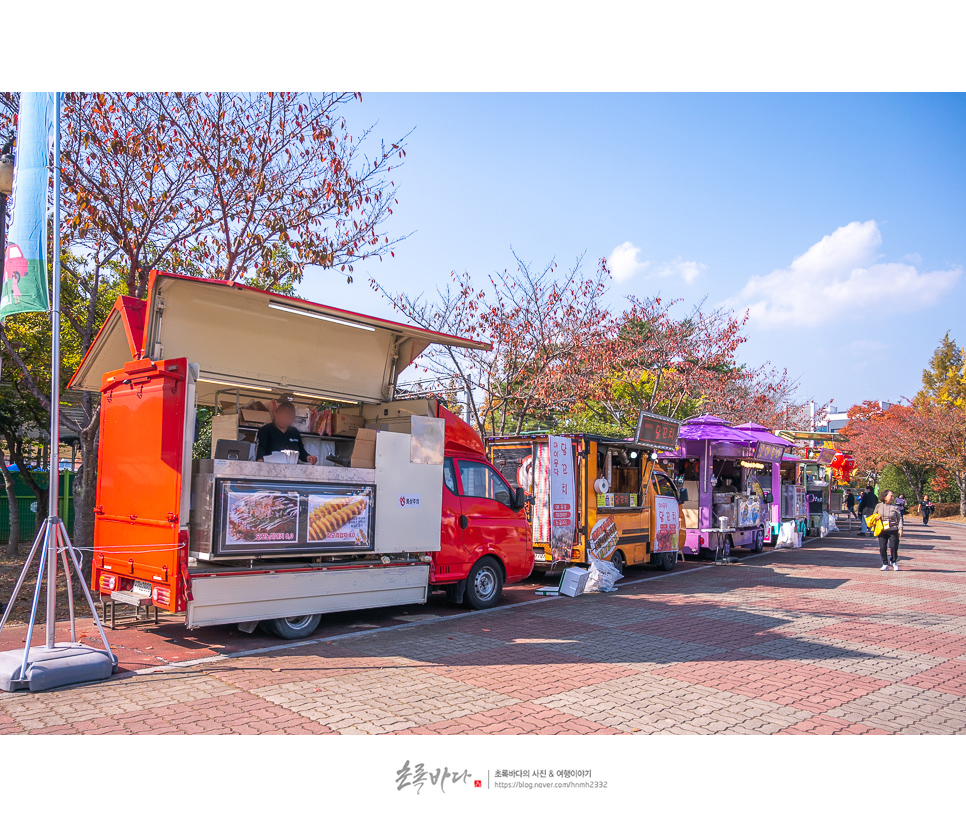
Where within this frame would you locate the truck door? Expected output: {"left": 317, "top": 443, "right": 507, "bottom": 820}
{"left": 430, "top": 457, "right": 467, "bottom": 584}
{"left": 453, "top": 457, "right": 531, "bottom": 582}
{"left": 92, "top": 357, "right": 194, "bottom": 612}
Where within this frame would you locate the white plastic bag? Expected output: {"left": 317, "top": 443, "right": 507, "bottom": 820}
{"left": 775, "top": 521, "right": 797, "bottom": 549}
{"left": 585, "top": 556, "right": 623, "bottom": 593}
{"left": 824, "top": 511, "right": 839, "bottom": 532}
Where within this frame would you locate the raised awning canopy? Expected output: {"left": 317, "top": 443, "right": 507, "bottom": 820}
{"left": 69, "top": 271, "right": 489, "bottom": 404}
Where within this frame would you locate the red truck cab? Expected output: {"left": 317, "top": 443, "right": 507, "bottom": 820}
{"left": 436, "top": 405, "right": 534, "bottom": 607}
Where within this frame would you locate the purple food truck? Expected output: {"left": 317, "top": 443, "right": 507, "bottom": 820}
{"left": 659, "top": 415, "right": 795, "bottom": 559}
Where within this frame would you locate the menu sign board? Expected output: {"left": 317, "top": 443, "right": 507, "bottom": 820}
{"left": 548, "top": 436, "right": 576, "bottom": 562}
{"left": 815, "top": 448, "right": 837, "bottom": 465}
{"left": 753, "top": 441, "right": 786, "bottom": 464}
{"left": 634, "top": 410, "right": 680, "bottom": 451}
{"left": 654, "top": 496, "right": 680, "bottom": 552}
{"left": 215, "top": 480, "right": 375, "bottom": 555}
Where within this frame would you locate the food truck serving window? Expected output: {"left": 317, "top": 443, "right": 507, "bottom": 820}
{"left": 457, "top": 460, "right": 513, "bottom": 507}
{"left": 598, "top": 445, "right": 642, "bottom": 510}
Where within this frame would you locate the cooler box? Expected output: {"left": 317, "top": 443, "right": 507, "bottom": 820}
{"left": 559, "top": 567, "right": 589, "bottom": 598}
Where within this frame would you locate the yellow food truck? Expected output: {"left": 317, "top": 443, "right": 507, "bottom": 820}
{"left": 487, "top": 420, "right": 685, "bottom": 575}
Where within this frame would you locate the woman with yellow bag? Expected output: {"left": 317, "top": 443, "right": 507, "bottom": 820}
{"left": 870, "top": 490, "right": 904, "bottom": 571}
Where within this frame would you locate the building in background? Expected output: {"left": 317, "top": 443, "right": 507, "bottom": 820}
{"left": 815, "top": 400, "right": 897, "bottom": 433}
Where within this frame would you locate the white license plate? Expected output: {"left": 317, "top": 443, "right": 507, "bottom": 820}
{"left": 133, "top": 580, "right": 152, "bottom": 596}
{"left": 534, "top": 550, "right": 548, "bottom": 561}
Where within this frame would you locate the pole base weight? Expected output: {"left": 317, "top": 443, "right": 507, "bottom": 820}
{"left": 0, "top": 643, "right": 116, "bottom": 693}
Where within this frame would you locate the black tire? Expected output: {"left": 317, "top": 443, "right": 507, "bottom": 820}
{"left": 267, "top": 613, "right": 322, "bottom": 640}
{"left": 721, "top": 537, "right": 732, "bottom": 560}
{"left": 611, "top": 550, "right": 627, "bottom": 574}
{"left": 465, "top": 556, "right": 503, "bottom": 609}
{"left": 659, "top": 550, "right": 676, "bottom": 571}
{"left": 752, "top": 528, "right": 764, "bottom": 553}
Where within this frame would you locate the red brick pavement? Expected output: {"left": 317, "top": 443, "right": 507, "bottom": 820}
{"left": 1, "top": 521, "right": 965, "bottom": 734}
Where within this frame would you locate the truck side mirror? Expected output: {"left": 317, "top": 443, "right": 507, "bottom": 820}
{"left": 763, "top": 490, "right": 774, "bottom": 504}
{"left": 678, "top": 488, "right": 689, "bottom": 504}
{"left": 512, "top": 487, "right": 527, "bottom": 511}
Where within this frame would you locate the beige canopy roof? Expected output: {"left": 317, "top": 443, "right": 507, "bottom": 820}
{"left": 69, "top": 272, "right": 489, "bottom": 404}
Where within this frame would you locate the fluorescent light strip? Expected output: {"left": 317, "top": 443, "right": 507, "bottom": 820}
{"left": 197, "top": 377, "right": 275, "bottom": 393}
{"left": 268, "top": 301, "right": 375, "bottom": 331}
{"left": 292, "top": 392, "right": 358, "bottom": 404}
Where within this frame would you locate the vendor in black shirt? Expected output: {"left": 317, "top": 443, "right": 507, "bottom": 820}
{"left": 255, "top": 401, "right": 318, "bottom": 464}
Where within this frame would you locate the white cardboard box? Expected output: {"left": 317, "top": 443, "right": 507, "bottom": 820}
{"left": 558, "top": 567, "right": 589, "bottom": 598}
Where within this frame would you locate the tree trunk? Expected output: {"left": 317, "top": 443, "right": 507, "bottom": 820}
{"left": 71, "top": 421, "right": 99, "bottom": 549}
{"left": 21, "top": 475, "right": 47, "bottom": 536}
{"left": 0, "top": 455, "right": 19, "bottom": 557}
{"left": 2, "top": 435, "right": 47, "bottom": 536}
{"left": 899, "top": 463, "right": 928, "bottom": 506}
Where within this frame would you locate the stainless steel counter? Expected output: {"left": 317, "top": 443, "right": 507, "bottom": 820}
{"left": 197, "top": 458, "right": 376, "bottom": 485}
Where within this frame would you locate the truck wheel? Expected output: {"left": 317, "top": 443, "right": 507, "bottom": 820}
{"left": 611, "top": 550, "right": 626, "bottom": 574}
{"left": 659, "top": 550, "right": 676, "bottom": 572}
{"left": 268, "top": 614, "right": 322, "bottom": 640}
{"left": 465, "top": 556, "right": 503, "bottom": 610}
{"left": 721, "top": 537, "right": 732, "bottom": 559}
{"left": 753, "top": 528, "right": 765, "bottom": 553}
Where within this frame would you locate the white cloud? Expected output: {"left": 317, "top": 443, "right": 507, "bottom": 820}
{"left": 729, "top": 220, "right": 961, "bottom": 328}
{"left": 654, "top": 257, "right": 706, "bottom": 285}
{"left": 608, "top": 242, "right": 705, "bottom": 285}
{"left": 608, "top": 241, "right": 650, "bottom": 282}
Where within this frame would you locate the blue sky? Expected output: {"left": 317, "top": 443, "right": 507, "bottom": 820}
{"left": 301, "top": 93, "right": 966, "bottom": 411}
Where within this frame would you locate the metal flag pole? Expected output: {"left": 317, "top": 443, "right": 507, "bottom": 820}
{"left": 0, "top": 92, "right": 114, "bottom": 692}
{"left": 45, "top": 89, "right": 63, "bottom": 651}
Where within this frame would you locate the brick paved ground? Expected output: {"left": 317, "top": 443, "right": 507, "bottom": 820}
{"left": 1, "top": 521, "right": 964, "bottom": 734}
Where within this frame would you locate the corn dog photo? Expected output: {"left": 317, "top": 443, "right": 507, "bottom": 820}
{"left": 307, "top": 494, "right": 370, "bottom": 542}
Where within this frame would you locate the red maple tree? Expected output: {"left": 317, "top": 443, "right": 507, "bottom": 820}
{"left": 376, "top": 251, "right": 616, "bottom": 435}
{"left": 843, "top": 401, "right": 934, "bottom": 501}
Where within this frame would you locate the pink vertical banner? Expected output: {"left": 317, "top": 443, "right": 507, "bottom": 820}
{"left": 548, "top": 436, "right": 576, "bottom": 562}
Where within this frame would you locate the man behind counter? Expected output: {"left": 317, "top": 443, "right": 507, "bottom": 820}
{"left": 255, "top": 401, "right": 318, "bottom": 464}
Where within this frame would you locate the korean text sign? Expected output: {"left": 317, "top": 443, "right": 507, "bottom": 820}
{"left": 753, "top": 441, "right": 785, "bottom": 464}
{"left": 653, "top": 496, "right": 680, "bottom": 553}
{"left": 547, "top": 436, "right": 576, "bottom": 562}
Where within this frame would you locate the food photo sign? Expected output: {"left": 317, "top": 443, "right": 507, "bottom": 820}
{"left": 216, "top": 480, "right": 375, "bottom": 554}
{"left": 548, "top": 436, "right": 577, "bottom": 562}
{"left": 653, "top": 496, "right": 680, "bottom": 552}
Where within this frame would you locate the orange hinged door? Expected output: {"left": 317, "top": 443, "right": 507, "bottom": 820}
{"left": 92, "top": 357, "right": 193, "bottom": 612}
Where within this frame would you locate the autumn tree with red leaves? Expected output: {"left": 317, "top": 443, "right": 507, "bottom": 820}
{"left": 843, "top": 401, "right": 934, "bottom": 501}
{"left": 376, "top": 251, "right": 616, "bottom": 435}
{"left": 379, "top": 252, "right": 812, "bottom": 439}
{"left": 915, "top": 401, "right": 966, "bottom": 516}
{"left": 1, "top": 91, "right": 407, "bottom": 544}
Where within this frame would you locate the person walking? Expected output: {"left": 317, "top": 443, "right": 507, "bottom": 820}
{"left": 920, "top": 495, "right": 935, "bottom": 526}
{"left": 896, "top": 494, "right": 908, "bottom": 516}
{"left": 845, "top": 490, "right": 857, "bottom": 521}
{"left": 857, "top": 485, "right": 878, "bottom": 536}
{"left": 874, "top": 489, "right": 904, "bottom": 570}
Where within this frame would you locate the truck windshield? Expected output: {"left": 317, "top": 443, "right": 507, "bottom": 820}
{"left": 457, "top": 460, "right": 512, "bottom": 507}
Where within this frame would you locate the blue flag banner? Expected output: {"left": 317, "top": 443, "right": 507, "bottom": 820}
{"left": 1, "top": 92, "right": 53, "bottom": 321}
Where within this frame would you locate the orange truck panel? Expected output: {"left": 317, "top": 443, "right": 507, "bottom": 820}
{"left": 92, "top": 357, "right": 191, "bottom": 612}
